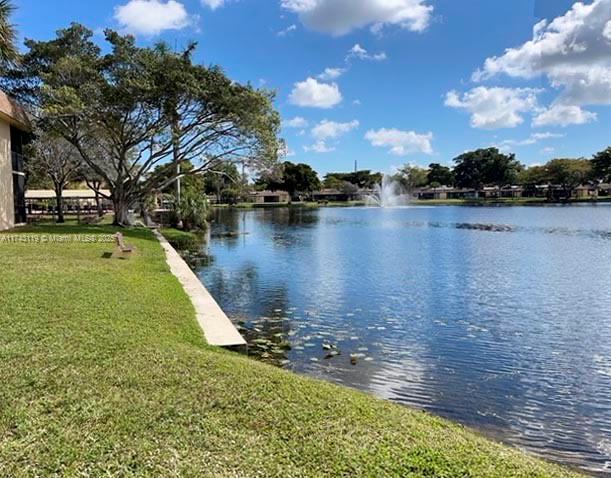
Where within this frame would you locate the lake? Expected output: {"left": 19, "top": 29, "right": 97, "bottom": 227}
{"left": 192, "top": 205, "right": 611, "bottom": 475}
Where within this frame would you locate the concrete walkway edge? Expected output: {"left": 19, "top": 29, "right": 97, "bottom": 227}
{"left": 154, "top": 230, "right": 246, "bottom": 347}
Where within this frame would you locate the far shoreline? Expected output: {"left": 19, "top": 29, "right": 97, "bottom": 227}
{"left": 212, "top": 197, "right": 611, "bottom": 209}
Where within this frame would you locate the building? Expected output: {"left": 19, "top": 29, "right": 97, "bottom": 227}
{"left": 312, "top": 189, "right": 362, "bottom": 202}
{"left": 25, "top": 189, "right": 113, "bottom": 216}
{"left": 249, "top": 190, "right": 290, "bottom": 204}
{"left": 0, "top": 91, "right": 31, "bottom": 231}
{"left": 416, "top": 186, "right": 478, "bottom": 200}
{"left": 416, "top": 183, "right": 609, "bottom": 201}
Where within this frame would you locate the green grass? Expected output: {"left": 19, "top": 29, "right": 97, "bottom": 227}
{"left": 159, "top": 227, "right": 203, "bottom": 250}
{"left": 0, "top": 224, "right": 583, "bottom": 477}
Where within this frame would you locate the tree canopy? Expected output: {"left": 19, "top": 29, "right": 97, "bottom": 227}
{"left": 26, "top": 127, "right": 82, "bottom": 223}
{"left": 427, "top": 163, "right": 454, "bottom": 187}
{"left": 453, "top": 148, "right": 522, "bottom": 189}
{"left": 5, "top": 24, "right": 282, "bottom": 225}
{"left": 395, "top": 165, "right": 428, "bottom": 190}
{"left": 592, "top": 147, "right": 611, "bottom": 183}
{"left": 545, "top": 158, "right": 592, "bottom": 198}
{"left": 323, "top": 170, "right": 382, "bottom": 190}
{"left": 257, "top": 161, "right": 320, "bottom": 198}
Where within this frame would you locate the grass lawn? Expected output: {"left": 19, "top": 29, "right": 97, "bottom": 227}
{"left": 159, "top": 227, "right": 202, "bottom": 250}
{"left": 0, "top": 223, "right": 582, "bottom": 477}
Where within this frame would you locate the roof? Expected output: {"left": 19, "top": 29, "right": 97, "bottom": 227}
{"left": 0, "top": 90, "right": 31, "bottom": 132}
{"left": 250, "top": 190, "right": 289, "bottom": 196}
{"left": 26, "top": 189, "right": 111, "bottom": 200}
{"left": 418, "top": 187, "right": 476, "bottom": 193}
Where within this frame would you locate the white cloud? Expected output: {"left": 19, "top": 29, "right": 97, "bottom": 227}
{"left": 201, "top": 0, "right": 225, "bottom": 8}
{"left": 114, "top": 0, "right": 191, "bottom": 35}
{"left": 277, "top": 24, "right": 297, "bottom": 36}
{"left": 347, "top": 43, "right": 387, "bottom": 61}
{"left": 365, "top": 128, "right": 433, "bottom": 155}
{"left": 280, "top": 0, "right": 433, "bottom": 36}
{"left": 304, "top": 141, "right": 335, "bottom": 153}
{"left": 473, "top": 0, "right": 611, "bottom": 126}
{"left": 533, "top": 104, "right": 597, "bottom": 127}
{"left": 317, "top": 67, "right": 346, "bottom": 81}
{"left": 288, "top": 77, "right": 342, "bottom": 108}
{"left": 303, "top": 120, "right": 359, "bottom": 154}
{"left": 540, "top": 147, "right": 555, "bottom": 155}
{"left": 311, "top": 119, "right": 359, "bottom": 140}
{"left": 499, "top": 131, "right": 564, "bottom": 147}
{"left": 284, "top": 116, "right": 309, "bottom": 128}
{"left": 531, "top": 132, "right": 564, "bottom": 141}
{"left": 445, "top": 87, "right": 541, "bottom": 129}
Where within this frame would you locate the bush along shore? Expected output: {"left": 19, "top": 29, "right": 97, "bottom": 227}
{"left": 0, "top": 223, "right": 583, "bottom": 477}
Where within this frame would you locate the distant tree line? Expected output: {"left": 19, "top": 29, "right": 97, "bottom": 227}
{"left": 392, "top": 147, "right": 611, "bottom": 200}
{"left": 255, "top": 147, "right": 611, "bottom": 202}
{"left": 256, "top": 164, "right": 383, "bottom": 200}
{"left": 2, "top": 22, "right": 282, "bottom": 226}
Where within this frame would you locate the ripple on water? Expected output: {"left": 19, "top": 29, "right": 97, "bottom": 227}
{"left": 197, "top": 206, "right": 611, "bottom": 475}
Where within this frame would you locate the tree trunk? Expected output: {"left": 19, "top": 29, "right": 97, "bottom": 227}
{"left": 172, "top": 118, "right": 183, "bottom": 228}
{"left": 113, "top": 200, "right": 131, "bottom": 226}
{"left": 112, "top": 188, "right": 132, "bottom": 226}
{"left": 55, "top": 187, "right": 65, "bottom": 224}
{"left": 95, "top": 191, "right": 104, "bottom": 217}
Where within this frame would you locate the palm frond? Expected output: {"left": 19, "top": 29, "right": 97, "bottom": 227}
{"left": 0, "top": 0, "right": 18, "bottom": 65}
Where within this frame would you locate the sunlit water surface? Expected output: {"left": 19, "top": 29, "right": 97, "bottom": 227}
{"left": 192, "top": 205, "right": 611, "bottom": 475}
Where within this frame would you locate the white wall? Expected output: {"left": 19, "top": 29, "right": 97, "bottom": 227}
{"left": 0, "top": 120, "right": 14, "bottom": 231}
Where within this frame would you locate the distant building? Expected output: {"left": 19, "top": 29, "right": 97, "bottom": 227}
{"left": 0, "top": 90, "right": 31, "bottom": 231}
{"left": 598, "top": 184, "right": 611, "bottom": 197}
{"left": 249, "top": 190, "right": 290, "bottom": 204}
{"left": 574, "top": 185, "right": 599, "bottom": 199}
{"left": 416, "top": 183, "right": 607, "bottom": 201}
{"left": 25, "top": 189, "right": 113, "bottom": 215}
{"left": 415, "top": 186, "right": 478, "bottom": 200}
{"left": 312, "top": 189, "right": 362, "bottom": 202}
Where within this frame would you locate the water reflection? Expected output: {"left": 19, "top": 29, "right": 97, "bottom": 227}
{"left": 192, "top": 205, "right": 611, "bottom": 475}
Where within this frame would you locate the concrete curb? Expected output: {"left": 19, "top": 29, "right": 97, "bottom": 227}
{"left": 154, "top": 230, "right": 246, "bottom": 347}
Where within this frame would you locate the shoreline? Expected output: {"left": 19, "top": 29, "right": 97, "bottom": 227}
{"left": 0, "top": 223, "right": 585, "bottom": 477}
{"left": 154, "top": 229, "right": 245, "bottom": 347}
{"left": 212, "top": 197, "right": 611, "bottom": 209}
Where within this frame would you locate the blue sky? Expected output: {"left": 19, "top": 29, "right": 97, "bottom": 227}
{"left": 12, "top": 0, "right": 611, "bottom": 175}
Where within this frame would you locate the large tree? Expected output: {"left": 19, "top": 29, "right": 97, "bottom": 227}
{"left": 26, "top": 129, "right": 82, "bottom": 223}
{"left": 257, "top": 161, "right": 320, "bottom": 200}
{"left": 395, "top": 165, "right": 428, "bottom": 190}
{"left": 517, "top": 165, "right": 550, "bottom": 197}
{"left": 453, "top": 148, "right": 522, "bottom": 191}
{"left": 78, "top": 161, "right": 108, "bottom": 218}
{"left": 203, "top": 162, "right": 241, "bottom": 202}
{"left": 546, "top": 158, "right": 592, "bottom": 200}
{"left": 323, "top": 170, "right": 382, "bottom": 190}
{"left": 518, "top": 165, "right": 550, "bottom": 186}
{"left": 427, "top": 163, "right": 454, "bottom": 187}
{"left": 592, "top": 147, "right": 611, "bottom": 183}
{"left": 5, "top": 25, "right": 281, "bottom": 225}
{"left": 281, "top": 162, "right": 320, "bottom": 199}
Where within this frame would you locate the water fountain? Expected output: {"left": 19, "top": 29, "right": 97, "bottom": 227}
{"left": 365, "top": 176, "right": 410, "bottom": 207}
